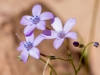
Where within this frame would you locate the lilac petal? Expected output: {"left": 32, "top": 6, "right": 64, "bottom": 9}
{"left": 33, "top": 34, "right": 45, "bottom": 46}
{"left": 25, "top": 33, "right": 34, "bottom": 43}
{"left": 24, "top": 25, "right": 36, "bottom": 35}
{"left": 32, "top": 4, "right": 41, "bottom": 17}
{"left": 36, "top": 21, "right": 46, "bottom": 30}
{"left": 50, "top": 18, "right": 54, "bottom": 24}
{"left": 26, "top": 30, "right": 33, "bottom": 37}
{"left": 64, "top": 18, "right": 76, "bottom": 33}
{"left": 51, "top": 17, "right": 62, "bottom": 32}
{"left": 17, "top": 42, "right": 24, "bottom": 51}
{"left": 20, "top": 50, "right": 28, "bottom": 63}
{"left": 29, "top": 47, "right": 40, "bottom": 59}
{"left": 53, "top": 38, "right": 64, "bottom": 49}
{"left": 40, "top": 12, "right": 54, "bottom": 20}
{"left": 42, "top": 30, "right": 51, "bottom": 36}
{"left": 65, "top": 32, "right": 77, "bottom": 39}
{"left": 20, "top": 16, "right": 33, "bottom": 25}
{"left": 42, "top": 30, "right": 57, "bottom": 39}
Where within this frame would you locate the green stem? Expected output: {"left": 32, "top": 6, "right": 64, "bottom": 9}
{"left": 40, "top": 58, "right": 57, "bottom": 75}
{"left": 64, "top": 40, "right": 77, "bottom": 75}
{"left": 56, "top": 57, "right": 70, "bottom": 61}
{"left": 70, "top": 58, "right": 77, "bottom": 73}
{"left": 77, "top": 42, "right": 94, "bottom": 72}
{"left": 40, "top": 52, "right": 70, "bottom": 62}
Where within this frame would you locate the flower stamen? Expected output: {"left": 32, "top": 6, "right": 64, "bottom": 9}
{"left": 58, "top": 31, "right": 65, "bottom": 38}
{"left": 24, "top": 42, "right": 33, "bottom": 51}
{"left": 30, "top": 16, "right": 40, "bottom": 24}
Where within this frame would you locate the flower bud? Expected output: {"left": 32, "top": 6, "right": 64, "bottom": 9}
{"left": 79, "top": 44, "right": 84, "bottom": 48}
{"left": 73, "top": 41, "right": 79, "bottom": 47}
{"left": 94, "top": 42, "right": 99, "bottom": 48}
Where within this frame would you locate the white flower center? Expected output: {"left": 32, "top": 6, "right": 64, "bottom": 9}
{"left": 58, "top": 31, "right": 65, "bottom": 38}
{"left": 24, "top": 42, "right": 33, "bottom": 51}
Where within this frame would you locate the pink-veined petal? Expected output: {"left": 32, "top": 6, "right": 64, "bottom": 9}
{"left": 20, "top": 50, "right": 28, "bottom": 63}
{"left": 33, "top": 34, "right": 45, "bottom": 46}
{"left": 24, "top": 25, "right": 36, "bottom": 35}
{"left": 65, "top": 32, "right": 77, "bottom": 39}
{"left": 25, "top": 33, "right": 34, "bottom": 43}
{"left": 20, "top": 16, "right": 33, "bottom": 25}
{"left": 51, "top": 17, "right": 62, "bottom": 32}
{"left": 42, "top": 30, "right": 57, "bottom": 39}
{"left": 36, "top": 21, "right": 46, "bottom": 30}
{"left": 40, "top": 12, "right": 54, "bottom": 20}
{"left": 53, "top": 38, "right": 64, "bottom": 49}
{"left": 17, "top": 42, "right": 24, "bottom": 51}
{"left": 29, "top": 47, "right": 40, "bottom": 59}
{"left": 64, "top": 18, "right": 76, "bottom": 33}
{"left": 32, "top": 4, "right": 41, "bottom": 17}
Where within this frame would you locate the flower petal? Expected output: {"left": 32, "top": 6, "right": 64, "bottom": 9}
{"left": 25, "top": 30, "right": 33, "bottom": 37}
{"left": 51, "top": 17, "right": 62, "bottom": 32}
{"left": 25, "top": 33, "right": 34, "bottom": 43}
{"left": 50, "top": 18, "right": 54, "bottom": 24}
{"left": 24, "top": 25, "right": 36, "bottom": 35}
{"left": 40, "top": 12, "right": 54, "bottom": 20}
{"left": 20, "top": 50, "right": 28, "bottom": 63}
{"left": 29, "top": 47, "right": 40, "bottom": 59}
{"left": 42, "top": 30, "right": 51, "bottom": 36}
{"left": 42, "top": 30, "right": 57, "bottom": 39}
{"left": 32, "top": 4, "right": 41, "bottom": 17}
{"left": 20, "top": 16, "right": 33, "bottom": 25}
{"left": 17, "top": 42, "right": 24, "bottom": 51}
{"left": 53, "top": 38, "right": 64, "bottom": 49}
{"left": 64, "top": 18, "right": 76, "bottom": 33}
{"left": 36, "top": 21, "right": 46, "bottom": 30}
{"left": 33, "top": 34, "right": 45, "bottom": 46}
{"left": 65, "top": 32, "right": 77, "bottom": 39}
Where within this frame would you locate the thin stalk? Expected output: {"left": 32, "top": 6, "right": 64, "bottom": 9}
{"left": 64, "top": 40, "right": 77, "bottom": 75}
{"left": 56, "top": 57, "right": 70, "bottom": 61}
{"left": 77, "top": 42, "right": 94, "bottom": 72}
{"left": 40, "top": 52, "right": 70, "bottom": 62}
{"left": 70, "top": 58, "right": 77, "bottom": 73}
{"left": 40, "top": 58, "right": 57, "bottom": 75}
{"left": 49, "top": 60, "right": 53, "bottom": 75}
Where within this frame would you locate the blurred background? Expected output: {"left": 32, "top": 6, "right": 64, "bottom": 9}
{"left": 0, "top": 0, "right": 100, "bottom": 75}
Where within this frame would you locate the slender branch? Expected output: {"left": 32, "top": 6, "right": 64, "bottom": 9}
{"left": 64, "top": 40, "right": 77, "bottom": 74}
{"left": 56, "top": 57, "right": 70, "bottom": 61}
{"left": 70, "top": 58, "right": 77, "bottom": 72}
{"left": 40, "top": 58, "right": 57, "bottom": 75}
{"left": 50, "top": 60, "right": 53, "bottom": 75}
{"left": 40, "top": 53, "right": 49, "bottom": 58}
{"left": 40, "top": 52, "right": 70, "bottom": 62}
{"left": 77, "top": 42, "right": 94, "bottom": 72}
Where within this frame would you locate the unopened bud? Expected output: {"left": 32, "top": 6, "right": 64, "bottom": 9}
{"left": 73, "top": 41, "right": 79, "bottom": 47}
{"left": 79, "top": 44, "right": 84, "bottom": 48}
{"left": 94, "top": 42, "right": 99, "bottom": 48}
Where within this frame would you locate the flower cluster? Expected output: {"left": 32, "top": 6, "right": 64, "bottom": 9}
{"left": 17, "top": 4, "right": 77, "bottom": 63}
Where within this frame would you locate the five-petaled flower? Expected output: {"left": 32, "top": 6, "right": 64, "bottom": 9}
{"left": 17, "top": 33, "right": 41, "bottom": 63}
{"left": 20, "top": 4, "right": 54, "bottom": 35}
{"left": 41, "top": 17, "right": 77, "bottom": 49}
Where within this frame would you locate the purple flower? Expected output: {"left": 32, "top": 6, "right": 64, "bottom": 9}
{"left": 41, "top": 17, "right": 77, "bottom": 49}
{"left": 20, "top": 4, "right": 54, "bottom": 35}
{"left": 17, "top": 33, "right": 41, "bottom": 63}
